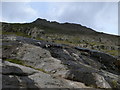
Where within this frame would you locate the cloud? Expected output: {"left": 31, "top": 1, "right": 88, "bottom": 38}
{"left": 40, "top": 2, "right": 118, "bottom": 35}
{"left": 94, "top": 3, "right": 118, "bottom": 34}
{"left": 1, "top": 2, "right": 118, "bottom": 35}
{"left": 2, "top": 2, "right": 38, "bottom": 23}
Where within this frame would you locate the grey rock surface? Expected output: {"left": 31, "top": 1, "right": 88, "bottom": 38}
{"left": 2, "top": 35, "right": 120, "bottom": 89}
{"left": 2, "top": 60, "right": 91, "bottom": 88}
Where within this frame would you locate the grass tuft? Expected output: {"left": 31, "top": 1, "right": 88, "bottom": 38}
{"left": 4, "top": 58, "right": 48, "bottom": 73}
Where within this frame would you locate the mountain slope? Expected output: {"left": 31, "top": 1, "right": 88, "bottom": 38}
{"left": 1, "top": 35, "right": 120, "bottom": 89}
{"left": 2, "top": 18, "right": 120, "bottom": 56}
{"left": 1, "top": 18, "right": 120, "bottom": 89}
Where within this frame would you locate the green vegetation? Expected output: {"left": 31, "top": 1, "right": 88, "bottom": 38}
{"left": 2, "top": 31, "right": 31, "bottom": 38}
{"left": 2, "top": 45, "right": 13, "bottom": 48}
{"left": 0, "top": 30, "right": 2, "bottom": 35}
{"left": 4, "top": 59, "right": 25, "bottom": 65}
{"left": 35, "top": 37, "right": 46, "bottom": 41}
{"left": 102, "top": 50, "right": 118, "bottom": 56}
{"left": 112, "top": 80, "right": 118, "bottom": 88}
{"left": 24, "top": 64, "right": 48, "bottom": 73}
{"left": 4, "top": 58, "right": 48, "bottom": 73}
{"left": 89, "top": 42, "right": 99, "bottom": 46}
{"left": 55, "top": 40, "right": 73, "bottom": 45}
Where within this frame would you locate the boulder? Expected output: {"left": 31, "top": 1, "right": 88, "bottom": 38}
{"left": 65, "top": 70, "right": 111, "bottom": 88}
{"left": 2, "top": 60, "right": 91, "bottom": 88}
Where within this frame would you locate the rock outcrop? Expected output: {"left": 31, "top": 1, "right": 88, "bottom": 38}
{"left": 2, "top": 19, "right": 120, "bottom": 57}
{"left": 1, "top": 35, "right": 120, "bottom": 89}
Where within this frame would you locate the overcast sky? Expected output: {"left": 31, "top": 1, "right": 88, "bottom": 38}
{"left": 1, "top": 1, "right": 118, "bottom": 35}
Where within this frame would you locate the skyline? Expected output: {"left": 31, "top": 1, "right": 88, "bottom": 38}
{"left": 1, "top": 1, "right": 118, "bottom": 35}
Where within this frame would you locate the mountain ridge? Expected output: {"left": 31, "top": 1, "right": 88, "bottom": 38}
{"left": 1, "top": 18, "right": 119, "bottom": 36}
{"left": 1, "top": 18, "right": 120, "bottom": 56}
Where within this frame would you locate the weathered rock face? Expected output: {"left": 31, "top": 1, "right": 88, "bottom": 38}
{"left": 2, "top": 19, "right": 120, "bottom": 53}
{"left": 1, "top": 58, "right": 90, "bottom": 88}
{"left": 1, "top": 35, "right": 120, "bottom": 89}
{"left": 65, "top": 70, "right": 111, "bottom": 88}
{"left": 28, "top": 27, "right": 45, "bottom": 38}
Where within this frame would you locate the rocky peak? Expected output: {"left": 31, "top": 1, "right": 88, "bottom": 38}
{"left": 32, "top": 18, "right": 50, "bottom": 25}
